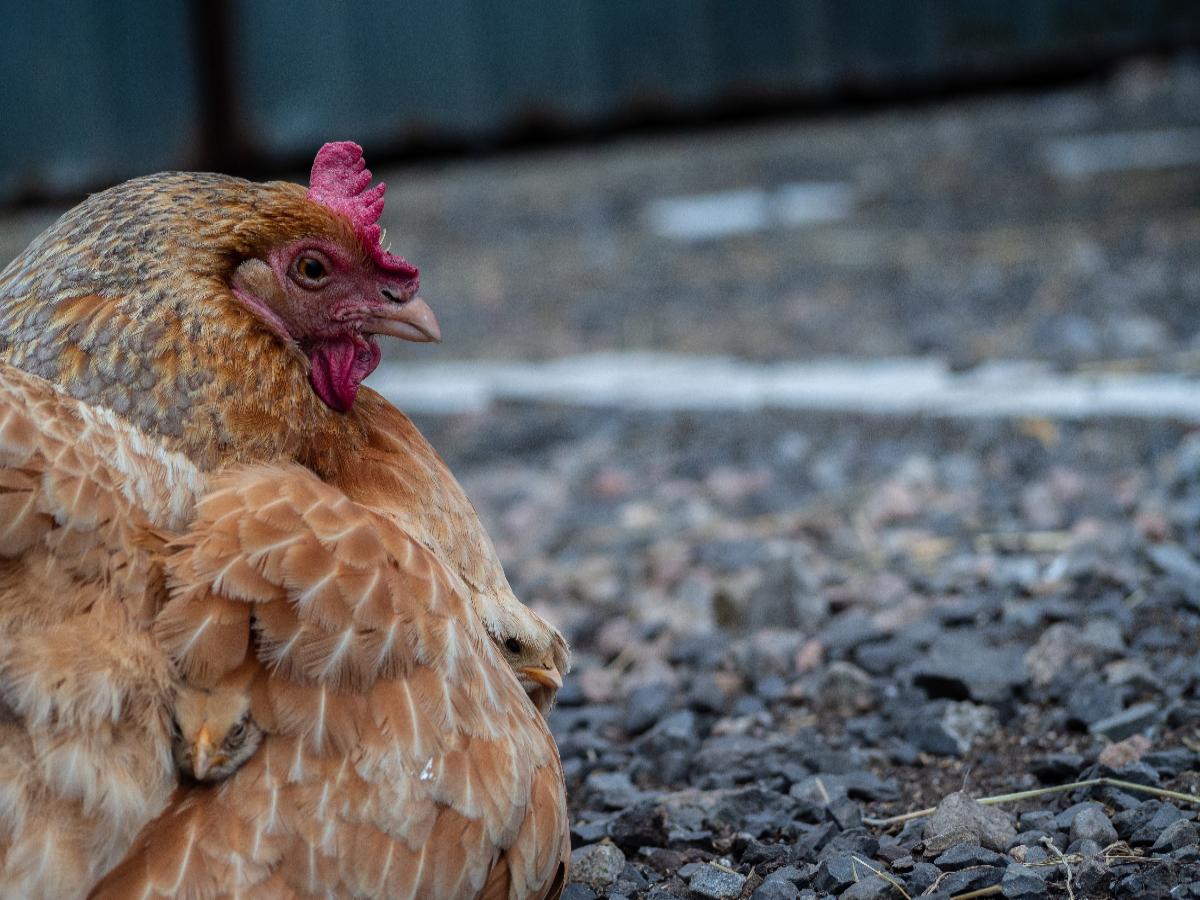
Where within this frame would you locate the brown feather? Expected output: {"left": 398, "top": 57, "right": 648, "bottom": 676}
{"left": 93, "top": 465, "right": 568, "bottom": 898}
{"left": 0, "top": 364, "right": 206, "bottom": 896}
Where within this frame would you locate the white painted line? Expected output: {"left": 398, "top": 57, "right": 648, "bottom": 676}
{"left": 775, "top": 182, "right": 857, "bottom": 226}
{"left": 1043, "top": 129, "right": 1200, "bottom": 179}
{"left": 644, "top": 189, "right": 770, "bottom": 241}
{"left": 644, "top": 182, "right": 856, "bottom": 242}
{"left": 371, "top": 353, "right": 1200, "bottom": 421}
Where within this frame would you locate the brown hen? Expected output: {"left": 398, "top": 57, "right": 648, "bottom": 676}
{"left": 0, "top": 142, "right": 570, "bottom": 897}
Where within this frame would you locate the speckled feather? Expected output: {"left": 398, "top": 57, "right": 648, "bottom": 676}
{"left": 0, "top": 174, "right": 362, "bottom": 469}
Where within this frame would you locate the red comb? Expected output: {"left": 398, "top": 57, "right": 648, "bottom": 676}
{"left": 308, "top": 141, "right": 419, "bottom": 282}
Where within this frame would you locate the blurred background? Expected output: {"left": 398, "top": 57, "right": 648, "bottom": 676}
{"left": 7, "top": 2, "right": 1200, "bottom": 885}
{"left": 2, "top": 1, "right": 1200, "bottom": 373}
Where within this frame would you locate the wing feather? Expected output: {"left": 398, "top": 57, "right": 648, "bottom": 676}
{"left": 0, "top": 364, "right": 204, "bottom": 897}
{"left": 94, "top": 464, "right": 569, "bottom": 898}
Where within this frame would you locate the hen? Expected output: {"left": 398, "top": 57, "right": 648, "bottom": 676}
{"left": 0, "top": 141, "right": 571, "bottom": 897}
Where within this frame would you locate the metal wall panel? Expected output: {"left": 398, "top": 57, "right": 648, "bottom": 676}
{"left": 0, "top": 0, "right": 199, "bottom": 200}
{"left": 1, "top": 0, "right": 1198, "bottom": 200}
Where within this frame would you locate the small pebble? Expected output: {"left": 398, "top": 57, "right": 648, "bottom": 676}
{"left": 1152, "top": 818, "right": 1200, "bottom": 853}
{"left": 751, "top": 881, "right": 799, "bottom": 900}
{"left": 688, "top": 864, "right": 746, "bottom": 899}
{"left": 840, "top": 875, "right": 896, "bottom": 900}
{"left": 569, "top": 843, "right": 626, "bottom": 889}
{"left": 1070, "top": 806, "right": 1118, "bottom": 846}
{"left": 1001, "top": 862, "right": 1047, "bottom": 899}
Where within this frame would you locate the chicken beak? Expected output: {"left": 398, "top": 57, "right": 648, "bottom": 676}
{"left": 367, "top": 295, "right": 442, "bottom": 343}
{"left": 518, "top": 663, "right": 563, "bottom": 691}
{"left": 192, "top": 727, "right": 215, "bottom": 781}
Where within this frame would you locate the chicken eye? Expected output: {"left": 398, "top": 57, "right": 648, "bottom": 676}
{"left": 295, "top": 256, "right": 327, "bottom": 283}
{"left": 504, "top": 638, "right": 522, "bottom": 654}
{"left": 228, "top": 721, "right": 246, "bottom": 742}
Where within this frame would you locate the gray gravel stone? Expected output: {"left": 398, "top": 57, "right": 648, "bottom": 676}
{"left": 1130, "top": 802, "right": 1185, "bottom": 846}
{"left": 1066, "top": 837, "right": 1103, "bottom": 857}
{"left": 688, "top": 864, "right": 746, "bottom": 899}
{"left": 1066, "top": 681, "right": 1125, "bottom": 726}
{"left": 751, "top": 881, "right": 800, "bottom": 900}
{"left": 1148, "top": 543, "right": 1200, "bottom": 607}
{"left": 1001, "top": 863, "right": 1047, "bottom": 899}
{"left": 624, "top": 683, "right": 672, "bottom": 734}
{"left": 938, "top": 865, "right": 1005, "bottom": 894}
{"left": 1022, "top": 846, "right": 1050, "bottom": 866}
{"left": 1100, "top": 759, "right": 1161, "bottom": 787}
{"left": 933, "top": 843, "right": 1006, "bottom": 869}
{"left": 940, "top": 701, "right": 997, "bottom": 752}
{"left": 637, "top": 710, "right": 697, "bottom": 756}
{"left": 561, "top": 885, "right": 598, "bottom": 900}
{"left": 812, "top": 854, "right": 858, "bottom": 893}
{"left": 1152, "top": 818, "right": 1200, "bottom": 853}
{"left": 1070, "top": 806, "right": 1119, "bottom": 846}
{"left": 906, "top": 719, "right": 965, "bottom": 757}
{"left": 906, "top": 862, "right": 941, "bottom": 895}
{"left": 1142, "top": 748, "right": 1198, "bottom": 778}
{"left": 923, "top": 827, "right": 979, "bottom": 855}
{"left": 839, "top": 875, "right": 895, "bottom": 899}
{"left": 815, "top": 661, "right": 875, "bottom": 713}
{"left": 1053, "top": 801, "right": 1100, "bottom": 831}
{"left": 1072, "top": 852, "right": 1109, "bottom": 895}
{"left": 570, "top": 842, "right": 627, "bottom": 889}
{"left": 925, "top": 792, "right": 1017, "bottom": 852}
{"left": 585, "top": 771, "right": 644, "bottom": 809}
{"left": 909, "top": 638, "right": 1028, "bottom": 703}
{"left": 1018, "top": 810, "right": 1056, "bottom": 832}
{"left": 765, "top": 866, "right": 808, "bottom": 886}
{"left": 1088, "top": 702, "right": 1162, "bottom": 740}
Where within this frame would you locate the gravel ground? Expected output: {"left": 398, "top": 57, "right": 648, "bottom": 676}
{"left": 416, "top": 406, "right": 1200, "bottom": 899}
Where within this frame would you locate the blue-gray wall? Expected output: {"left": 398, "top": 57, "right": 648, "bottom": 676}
{"left": 2, "top": 0, "right": 1197, "bottom": 201}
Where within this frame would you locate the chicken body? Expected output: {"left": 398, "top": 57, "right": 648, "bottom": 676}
{"left": 0, "top": 362, "right": 569, "bottom": 898}
{"left": 98, "top": 463, "right": 568, "bottom": 899}
{"left": 0, "top": 143, "right": 570, "bottom": 898}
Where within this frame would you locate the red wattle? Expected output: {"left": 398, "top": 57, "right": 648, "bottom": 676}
{"left": 308, "top": 335, "right": 381, "bottom": 412}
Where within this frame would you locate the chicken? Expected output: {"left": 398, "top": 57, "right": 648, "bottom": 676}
{"left": 94, "top": 464, "right": 569, "bottom": 898}
{"left": 0, "top": 360, "right": 570, "bottom": 896}
{"left": 171, "top": 662, "right": 263, "bottom": 782}
{"left": 0, "top": 141, "right": 572, "bottom": 896}
{"left": 0, "top": 140, "right": 561, "bottom": 692}
{"left": 0, "top": 141, "right": 438, "bottom": 472}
